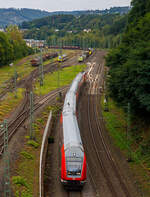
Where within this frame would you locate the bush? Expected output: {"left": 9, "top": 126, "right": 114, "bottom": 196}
{"left": 12, "top": 176, "right": 28, "bottom": 188}
{"left": 27, "top": 140, "right": 39, "bottom": 148}
{"left": 20, "top": 151, "right": 33, "bottom": 160}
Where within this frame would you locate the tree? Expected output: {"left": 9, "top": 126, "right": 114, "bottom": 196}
{"left": 106, "top": 0, "right": 150, "bottom": 118}
{"left": 0, "top": 32, "right": 13, "bottom": 66}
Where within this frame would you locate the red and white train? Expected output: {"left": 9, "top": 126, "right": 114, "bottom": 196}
{"left": 60, "top": 72, "right": 87, "bottom": 189}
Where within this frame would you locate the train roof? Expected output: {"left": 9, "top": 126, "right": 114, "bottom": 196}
{"left": 62, "top": 72, "right": 85, "bottom": 151}
{"left": 63, "top": 72, "right": 84, "bottom": 114}
{"left": 68, "top": 72, "right": 84, "bottom": 94}
{"left": 63, "top": 113, "right": 83, "bottom": 150}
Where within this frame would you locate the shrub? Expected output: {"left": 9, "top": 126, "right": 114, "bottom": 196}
{"left": 12, "top": 176, "right": 28, "bottom": 188}
{"left": 27, "top": 140, "right": 39, "bottom": 148}
{"left": 20, "top": 151, "right": 33, "bottom": 160}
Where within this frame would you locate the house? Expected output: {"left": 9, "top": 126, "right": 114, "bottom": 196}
{"left": 24, "top": 39, "right": 46, "bottom": 48}
{"left": 83, "top": 29, "right": 91, "bottom": 33}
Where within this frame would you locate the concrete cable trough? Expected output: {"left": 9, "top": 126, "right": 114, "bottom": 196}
{"left": 39, "top": 111, "right": 52, "bottom": 197}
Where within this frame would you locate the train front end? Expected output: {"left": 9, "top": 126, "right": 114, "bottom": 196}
{"left": 61, "top": 146, "right": 86, "bottom": 189}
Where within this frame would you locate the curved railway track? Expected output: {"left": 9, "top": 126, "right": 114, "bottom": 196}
{"left": 0, "top": 52, "right": 78, "bottom": 100}
{"left": 0, "top": 51, "right": 83, "bottom": 155}
{"left": 86, "top": 54, "right": 132, "bottom": 197}
{"left": 0, "top": 86, "right": 68, "bottom": 155}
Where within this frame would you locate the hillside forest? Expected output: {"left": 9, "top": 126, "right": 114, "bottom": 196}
{"left": 0, "top": 8, "right": 129, "bottom": 66}
{"left": 106, "top": 0, "right": 150, "bottom": 120}
{"left": 21, "top": 13, "right": 128, "bottom": 49}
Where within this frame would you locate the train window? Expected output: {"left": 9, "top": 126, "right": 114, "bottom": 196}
{"left": 66, "top": 157, "right": 82, "bottom": 162}
{"left": 66, "top": 157, "right": 83, "bottom": 177}
{"left": 67, "top": 163, "right": 82, "bottom": 176}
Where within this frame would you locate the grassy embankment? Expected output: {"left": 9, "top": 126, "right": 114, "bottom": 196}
{"left": 101, "top": 95, "right": 150, "bottom": 196}
{"left": 11, "top": 63, "right": 86, "bottom": 197}
{"left": 34, "top": 64, "right": 86, "bottom": 95}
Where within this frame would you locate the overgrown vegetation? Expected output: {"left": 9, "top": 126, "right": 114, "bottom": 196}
{"left": 106, "top": 0, "right": 150, "bottom": 120}
{"left": 22, "top": 13, "right": 128, "bottom": 49}
{"left": 0, "top": 88, "right": 24, "bottom": 122}
{"left": 101, "top": 95, "right": 150, "bottom": 196}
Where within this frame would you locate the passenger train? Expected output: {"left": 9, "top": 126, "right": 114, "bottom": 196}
{"left": 60, "top": 72, "right": 87, "bottom": 189}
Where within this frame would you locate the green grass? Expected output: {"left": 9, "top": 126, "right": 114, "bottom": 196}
{"left": 0, "top": 49, "right": 76, "bottom": 95}
{"left": 101, "top": 95, "right": 150, "bottom": 196}
{"left": 0, "top": 58, "right": 34, "bottom": 88}
{"left": 0, "top": 49, "right": 60, "bottom": 91}
{"left": 34, "top": 64, "right": 86, "bottom": 95}
{"left": 0, "top": 88, "right": 24, "bottom": 122}
{"left": 102, "top": 97, "right": 130, "bottom": 151}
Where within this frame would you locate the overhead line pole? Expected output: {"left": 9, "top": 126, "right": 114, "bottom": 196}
{"left": 39, "top": 48, "right": 44, "bottom": 87}
{"left": 3, "top": 120, "right": 11, "bottom": 197}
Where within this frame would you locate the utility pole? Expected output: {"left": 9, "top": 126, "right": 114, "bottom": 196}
{"left": 127, "top": 102, "right": 132, "bottom": 162}
{"left": 3, "top": 120, "right": 11, "bottom": 197}
{"left": 14, "top": 69, "right": 18, "bottom": 98}
{"left": 39, "top": 48, "right": 44, "bottom": 87}
{"left": 30, "top": 91, "right": 35, "bottom": 140}
{"left": 57, "top": 62, "right": 62, "bottom": 101}
{"left": 11, "top": 62, "right": 18, "bottom": 98}
{"left": 59, "top": 40, "right": 62, "bottom": 56}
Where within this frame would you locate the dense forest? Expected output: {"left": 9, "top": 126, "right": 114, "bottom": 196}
{"left": 0, "top": 25, "right": 33, "bottom": 66}
{"left": 106, "top": 0, "right": 150, "bottom": 119}
{"left": 22, "top": 13, "right": 128, "bottom": 49}
{"left": 0, "top": 7, "right": 130, "bottom": 27}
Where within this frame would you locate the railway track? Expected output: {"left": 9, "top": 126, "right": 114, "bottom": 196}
{"left": 0, "top": 51, "right": 81, "bottom": 154}
{"left": 0, "top": 86, "right": 68, "bottom": 155}
{"left": 0, "top": 52, "right": 77, "bottom": 100}
{"left": 67, "top": 191, "right": 83, "bottom": 197}
{"left": 86, "top": 54, "right": 132, "bottom": 197}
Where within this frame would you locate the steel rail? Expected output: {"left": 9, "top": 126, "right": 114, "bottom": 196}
{"left": 0, "top": 86, "right": 68, "bottom": 155}
{"left": 87, "top": 63, "right": 118, "bottom": 197}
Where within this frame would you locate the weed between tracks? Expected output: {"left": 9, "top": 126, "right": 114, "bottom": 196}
{"left": 0, "top": 88, "right": 24, "bottom": 121}
{"left": 0, "top": 49, "right": 64, "bottom": 90}
{"left": 0, "top": 59, "right": 34, "bottom": 88}
{"left": 101, "top": 95, "right": 150, "bottom": 196}
{"left": 34, "top": 64, "right": 86, "bottom": 95}
{"left": 11, "top": 104, "right": 61, "bottom": 197}
{"left": 0, "top": 49, "right": 76, "bottom": 89}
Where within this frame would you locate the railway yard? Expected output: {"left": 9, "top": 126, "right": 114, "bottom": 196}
{"left": 0, "top": 49, "right": 143, "bottom": 196}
